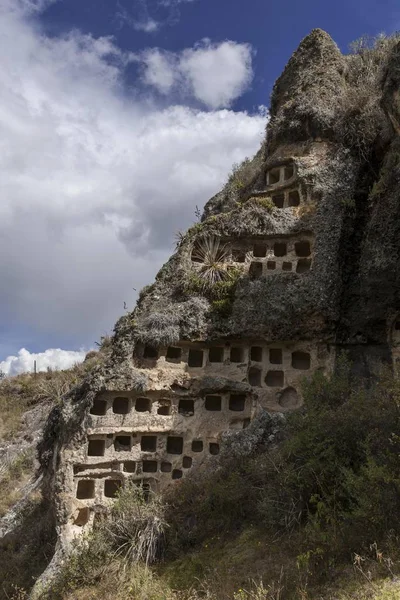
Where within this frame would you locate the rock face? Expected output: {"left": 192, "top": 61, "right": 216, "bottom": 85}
{"left": 37, "top": 29, "right": 400, "bottom": 572}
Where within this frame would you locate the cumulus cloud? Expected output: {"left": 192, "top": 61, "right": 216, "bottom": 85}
{"left": 0, "top": 348, "right": 87, "bottom": 376}
{"left": 180, "top": 40, "right": 253, "bottom": 109}
{"left": 141, "top": 39, "right": 254, "bottom": 108}
{"left": 141, "top": 49, "right": 176, "bottom": 93}
{"left": 0, "top": 2, "right": 265, "bottom": 362}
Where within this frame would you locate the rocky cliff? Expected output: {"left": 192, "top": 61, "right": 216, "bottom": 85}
{"left": 23, "top": 28, "right": 400, "bottom": 594}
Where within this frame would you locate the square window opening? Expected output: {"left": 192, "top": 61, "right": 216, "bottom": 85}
{"left": 253, "top": 243, "right": 267, "bottom": 258}
{"left": 268, "top": 169, "right": 280, "bottom": 185}
{"left": 88, "top": 439, "right": 105, "bottom": 457}
{"left": 167, "top": 436, "right": 183, "bottom": 455}
{"left": 178, "top": 399, "right": 194, "bottom": 416}
{"left": 123, "top": 461, "right": 136, "bottom": 473}
{"left": 141, "top": 436, "right": 157, "bottom": 452}
{"left": 113, "top": 396, "right": 130, "bottom": 415}
{"left": 267, "top": 261, "right": 276, "bottom": 270}
{"left": 188, "top": 349, "right": 204, "bottom": 368}
{"left": 90, "top": 398, "right": 107, "bottom": 416}
{"left": 265, "top": 370, "right": 284, "bottom": 387}
{"left": 172, "top": 469, "right": 183, "bottom": 480}
{"left": 288, "top": 190, "right": 300, "bottom": 207}
{"left": 135, "top": 397, "right": 151, "bottom": 413}
{"left": 104, "top": 479, "right": 122, "bottom": 498}
{"left": 232, "top": 249, "right": 246, "bottom": 263}
{"left": 143, "top": 460, "right": 157, "bottom": 473}
{"left": 166, "top": 346, "right": 182, "bottom": 362}
{"left": 292, "top": 351, "right": 311, "bottom": 370}
{"left": 161, "top": 461, "right": 172, "bottom": 473}
{"left": 269, "top": 348, "right": 283, "bottom": 364}
{"left": 282, "top": 262, "right": 292, "bottom": 271}
{"left": 157, "top": 401, "right": 171, "bottom": 416}
{"left": 295, "top": 241, "right": 311, "bottom": 257}
{"left": 192, "top": 440, "right": 203, "bottom": 452}
{"left": 76, "top": 479, "right": 95, "bottom": 499}
{"left": 274, "top": 242, "right": 287, "bottom": 257}
{"left": 229, "top": 394, "right": 246, "bottom": 411}
{"left": 114, "top": 436, "right": 131, "bottom": 452}
{"left": 209, "top": 347, "right": 224, "bottom": 363}
{"left": 209, "top": 443, "right": 220, "bottom": 456}
{"left": 205, "top": 395, "right": 222, "bottom": 411}
{"left": 250, "top": 346, "right": 263, "bottom": 362}
{"left": 230, "top": 347, "right": 244, "bottom": 362}
{"left": 143, "top": 346, "right": 158, "bottom": 360}
{"left": 272, "top": 194, "right": 284, "bottom": 208}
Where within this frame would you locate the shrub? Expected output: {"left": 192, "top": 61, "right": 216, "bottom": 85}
{"left": 105, "top": 483, "right": 168, "bottom": 565}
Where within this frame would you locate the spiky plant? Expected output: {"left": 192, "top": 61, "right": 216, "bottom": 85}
{"left": 191, "top": 236, "right": 231, "bottom": 290}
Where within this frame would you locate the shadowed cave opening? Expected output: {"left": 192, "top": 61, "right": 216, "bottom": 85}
{"left": 209, "top": 443, "right": 220, "bottom": 455}
{"left": 229, "top": 394, "right": 246, "bottom": 411}
{"left": 188, "top": 349, "right": 204, "bottom": 367}
{"left": 288, "top": 190, "right": 300, "bottom": 207}
{"left": 205, "top": 395, "right": 222, "bottom": 411}
{"left": 253, "top": 243, "right": 267, "bottom": 258}
{"left": 166, "top": 346, "right": 182, "bottom": 362}
{"left": 143, "top": 460, "right": 157, "bottom": 473}
{"left": 167, "top": 436, "right": 183, "bottom": 455}
{"left": 104, "top": 479, "right": 122, "bottom": 498}
{"left": 192, "top": 440, "right": 203, "bottom": 452}
{"left": 268, "top": 168, "right": 280, "bottom": 185}
{"left": 141, "top": 436, "right": 157, "bottom": 452}
{"left": 88, "top": 439, "right": 105, "bottom": 457}
{"left": 179, "top": 399, "right": 194, "bottom": 416}
{"left": 76, "top": 480, "right": 95, "bottom": 499}
{"left": 90, "top": 398, "right": 107, "bottom": 416}
{"left": 269, "top": 348, "right": 283, "bottom": 364}
{"left": 115, "top": 436, "right": 131, "bottom": 451}
{"left": 292, "top": 351, "right": 311, "bottom": 370}
{"left": 249, "top": 261, "right": 263, "bottom": 278}
{"left": 135, "top": 397, "right": 151, "bottom": 412}
{"left": 250, "top": 346, "right": 263, "bottom": 362}
{"left": 274, "top": 242, "right": 287, "bottom": 257}
{"left": 230, "top": 346, "right": 244, "bottom": 362}
{"left": 265, "top": 370, "right": 284, "bottom": 387}
{"left": 209, "top": 347, "right": 224, "bottom": 362}
{"left": 113, "top": 396, "right": 129, "bottom": 415}
{"left": 272, "top": 194, "right": 284, "bottom": 208}
{"left": 295, "top": 241, "right": 311, "bottom": 257}
{"left": 157, "top": 400, "right": 171, "bottom": 415}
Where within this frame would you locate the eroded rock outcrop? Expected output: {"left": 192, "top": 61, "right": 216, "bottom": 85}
{"left": 34, "top": 29, "right": 400, "bottom": 593}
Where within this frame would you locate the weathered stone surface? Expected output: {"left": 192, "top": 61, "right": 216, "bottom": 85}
{"left": 31, "top": 29, "right": 400, "bottom": 592}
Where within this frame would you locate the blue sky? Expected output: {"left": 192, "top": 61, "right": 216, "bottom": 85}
{"left": 40, "top": 0, "right": 400, "bottom": 112}
{"left": 0, "top": 0, "right": 397, "bottom": 373}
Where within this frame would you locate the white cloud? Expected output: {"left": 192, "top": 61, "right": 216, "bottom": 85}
{"left": 140, "top": 40, "right": 254, "bottom": 108}
{"left": 0, "top": 348, "right": 87, "bottom": 376}
{"left": 180, "top": 39, "right": 254, "bottom": 109}
{"left": 141, "top": 49, "right": 176, "bottom": 93}
{"left": 0, "top": 3, "right": 265, "bottom": 361}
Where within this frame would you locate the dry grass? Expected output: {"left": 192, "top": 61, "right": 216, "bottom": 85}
{"left": 0, "top": 449, "right": 35, "bottom": 517}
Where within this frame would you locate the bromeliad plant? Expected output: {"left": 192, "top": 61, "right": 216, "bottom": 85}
{"left": 191, "top": 236, "right": 231, "bottom": 290}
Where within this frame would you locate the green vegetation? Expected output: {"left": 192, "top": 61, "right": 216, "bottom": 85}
{"left": 24, "top": 357, "right": 400, "bottom": 600}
